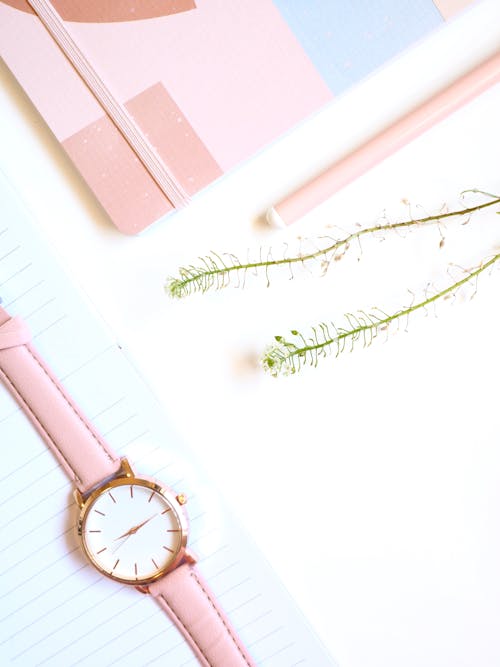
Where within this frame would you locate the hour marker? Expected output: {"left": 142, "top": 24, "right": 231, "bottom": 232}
{"left": 130, "top": 485, "right": 134, "bottom": 499}
{"left": 97, "top": 547, "right": 107, "bottom": 554}
{"left": 167, "top": 529, "right": 180, "bottom": 532}
{"left": 109, "top": 492, "right": 116, "bottom": 503}
{"left": 134, "top": 563, "right": 138, "bottom": 576}
{"left": 151, "top": 557, "right": 159, "bottom": 569}
{"left": 88, "top": 530, "right": 101, "bottom": 533}
{"left": 161, "top": 508, "right": 171, "bottom": 514}
{"left": 95, "top": 510, "right": 105, "bottom": 516}
{"left": 112, "top": 558, "right": 120, "bottom": 571}
{"left": 162, "top": 546, "right": 174, "bottom": 553}
{"left": 148, "top": 491, "right": 155, "bottom": 503}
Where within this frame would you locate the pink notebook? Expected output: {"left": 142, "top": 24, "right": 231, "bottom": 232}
{"left": 0, "top": 0, "right": 474, "bottom": 234}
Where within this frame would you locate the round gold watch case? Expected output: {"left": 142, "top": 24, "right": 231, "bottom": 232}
{"left": 76, "top": 466, "right": 189, "bottom": 586}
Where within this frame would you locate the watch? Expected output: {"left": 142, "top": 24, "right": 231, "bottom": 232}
{"left": 0, "top": 305, "right": 255, "bottom": 667}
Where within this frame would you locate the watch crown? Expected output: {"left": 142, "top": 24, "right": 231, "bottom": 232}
{"left": 176, "top": 493, "right": 187, "bottom": 505}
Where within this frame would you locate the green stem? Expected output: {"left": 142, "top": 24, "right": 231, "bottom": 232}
{"left": 263, "top": 253, "right": 500, "bottom": 375}
{"left": 167, "top": 197, "right": 500, "bottom": 297}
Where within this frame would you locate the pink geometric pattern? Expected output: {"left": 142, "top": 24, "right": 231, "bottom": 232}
{"left": 63, "top": 114, "right": 173, "bottom": 235}
{"left": 0, "top": 0, "right": 196, "bottom": 22}
{"left": 125, "top": 83, "right": 223, "bottom": 197}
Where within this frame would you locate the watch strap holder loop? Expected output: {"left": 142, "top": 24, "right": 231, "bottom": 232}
{"left": 0, "top": 315, "right": 32, "bottom": 349}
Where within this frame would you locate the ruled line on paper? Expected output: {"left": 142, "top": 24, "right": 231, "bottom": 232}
{"left": 0, "top": 546, "right": 81, "bottom": 603}
{"left": 8, "top": 565, "right": 130, "bottom": 646}
{"left": 0, "top": 460, "right": 68, "bottom": 496}
{"left": 0, "top": 464, "right": 68, "bottom": 504}
{"left": 0, "top": 561, "right": 91, "bottom": 627}
{"left": 0, "top": 524, "right": 74, "bottom": 580}
{"left": 3, "top": 573, "right": 107, "bottom": 647}
{"left": 59, "top": 344, "right": 117, "bottom": 381}
{"left": 237, "top": 609, "right": 274, "bottom": 632}
{"left": 102, "top": 412, "right": 138, "bottom": 436}
{"left": 91, "top": 396, "right": 125, "bottom": 419}
{"left": 197, "top": 543, "right": 229, "bottom": 561}
{"left": 166, "top": 476, "right": 185, "bottom": 489}
{"left": 34, "top": 603, "right": 159, "bottom": 667}
{"left": 143, "top": 636, "right": 187, "bottom": 667}
{"left": 108, "top": 627, "right": 184, "bottom": 667}
{"left": 32, "top": 313, "right": 68, "bottom": 338}
{"left": 0, "top": 261, "right": 33, "bottom": 287}
{"left": 228, "top": 593, "right": 262, "bottom": 615}
{"left": 261, "top": 643, "right": 296, "bottom": 664}
{"left": 0, "top": 479, "right": 70, "bottom": 529}
{"left": 134, "top": 447, "right": 176, "bottom": 469}
{"left": 248, "top": 626, "right": 285, "bottom": 648}
{"left": 0, "top": 244, "right": 20, "bottom": 262}
{"left": 218, "top": 572, "right": 252, "bottom": 594}
{"left": 187, "top": 510, "right": 207, "bottom": 523}
{"left": 187, "top": 526, "right": 219, "bottom": 547}
{"left": 0, "top": 448, "right": 47, "bottom": 482}
{"left": 4, "top": 280, "right": 45, "bottom": 307}
{"left": 0, "top": 502, "right": 72, "bottom": 555}
{"left": 208, "top": 560, "right": 240, "bottom": 580}
{"left": 122, "top": 428, "right": 150, "bottom": 445}
{"left": 11, "top": 583, "right": 132, "bottom": 663}
{"left": 23, "top": 296, "right": 56, "bottom": 319}
{"left": 0, "top": 407, "right": 20, "bottom": 425}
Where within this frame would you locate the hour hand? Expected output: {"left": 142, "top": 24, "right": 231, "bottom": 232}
{"left": 114, "top": 526, "right": 136, "bottom": 541}
{"left": 114, "top": 514, "right": 156, "bottom": 541}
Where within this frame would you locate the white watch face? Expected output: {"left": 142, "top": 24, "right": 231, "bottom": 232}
{"left": 80, "top": 479, "right": 185, "bottom": 584}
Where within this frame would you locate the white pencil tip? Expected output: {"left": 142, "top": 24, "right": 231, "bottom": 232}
{"left": 265, "top": 206, "right": 286, "bottom": 228}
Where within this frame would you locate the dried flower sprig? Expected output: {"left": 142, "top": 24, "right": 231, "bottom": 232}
{"left": 262, "top": 252, "right": 500, "bottom": 376}
{"left": 166, "top": 195, "right": 500, "bottom": 299}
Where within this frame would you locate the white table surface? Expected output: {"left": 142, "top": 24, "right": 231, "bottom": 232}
{"left": 1, "top": 3, "right": 500, "bottom": 665}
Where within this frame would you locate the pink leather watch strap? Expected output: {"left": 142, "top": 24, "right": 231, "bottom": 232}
{"left": 0, "top": 306, "right": 256, "bottom": 667}
{"left": 149, "top": 563, "right": 256, "bottom": 667}
{"left": 0, "top": 307, "right": 121, "bottom": 493}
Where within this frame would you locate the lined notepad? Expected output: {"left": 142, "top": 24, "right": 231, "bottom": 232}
{"left": 0, "top": 172, "right": 334, "bottom": 666}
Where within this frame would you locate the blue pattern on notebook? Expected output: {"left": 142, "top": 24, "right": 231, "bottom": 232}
{"left": 273, "top": 0, "right": 444, "bottom": 94}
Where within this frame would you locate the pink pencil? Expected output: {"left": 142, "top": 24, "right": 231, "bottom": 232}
{"left": 267, "top": 50, "right": 500, "bottom": 227}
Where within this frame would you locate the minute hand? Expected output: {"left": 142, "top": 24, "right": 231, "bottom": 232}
{"left": 114, "top": 514, "right": 156, "bottom": 541}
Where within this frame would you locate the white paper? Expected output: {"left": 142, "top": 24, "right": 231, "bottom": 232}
{"left": 0, "top": 172, "right": 335, "bottom": 666}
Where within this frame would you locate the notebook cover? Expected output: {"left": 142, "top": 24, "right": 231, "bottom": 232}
{"left": 0, "top": 0, "right": 474, "bottom": 234}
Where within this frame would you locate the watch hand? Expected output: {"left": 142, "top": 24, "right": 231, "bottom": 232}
{"left": 110, "top": 514, "right": 158, "bottom": 555}
{"left": 110, "top": 532, "right": 134, "bottom": 555}
{"left": 114, "top": 514, "right": 157, "bottom": 541}
{"left": 114, "top": 526, "right": 138, "bottom": 541}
